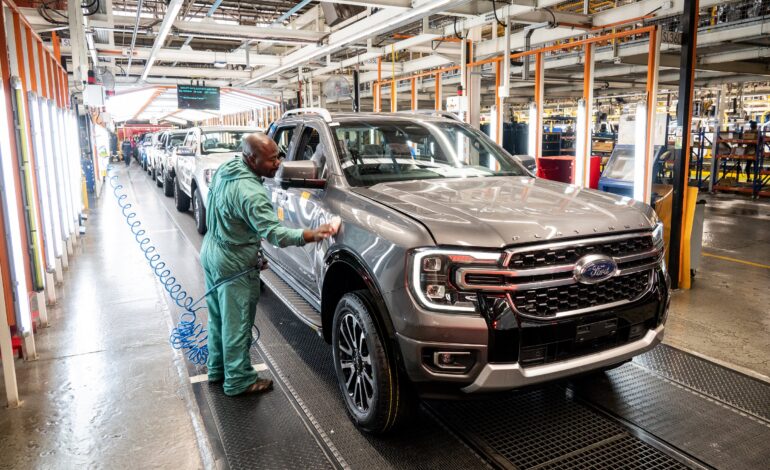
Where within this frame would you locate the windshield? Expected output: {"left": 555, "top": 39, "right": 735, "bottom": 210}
{"left": 168, "top": 133, "right": 186, "bottom": 149}
{"left": 201, "top": 131, "right": 249, "bottom": 154}
{"left": 333, "top": 120, "right": 527, "bottom": 186}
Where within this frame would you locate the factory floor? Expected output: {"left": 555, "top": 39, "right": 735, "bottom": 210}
{"left": 666, "top": 193, "right": 770, "bottom": 379}
{"left": 1, "top": 165, "right": 769, "bottom": 468}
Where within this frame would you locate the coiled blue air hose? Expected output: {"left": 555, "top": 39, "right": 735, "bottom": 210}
{"left": 108, "top": 171, "right": 260, "bottom": 365}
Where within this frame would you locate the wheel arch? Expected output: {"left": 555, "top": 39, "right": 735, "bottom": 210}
{"left": 322, "top": 247, "right": 397, "bottom": 349}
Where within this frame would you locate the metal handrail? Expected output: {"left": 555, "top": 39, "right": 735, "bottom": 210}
{"left": 282, "top": 107, "right": 333, "bottom": 122}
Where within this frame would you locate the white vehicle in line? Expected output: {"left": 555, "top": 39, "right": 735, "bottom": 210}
{"left": 173, "top": 126, "right": 261, "bottom": 234}
{"left": 155, "top": 129, "right": 188, "bottom": 197}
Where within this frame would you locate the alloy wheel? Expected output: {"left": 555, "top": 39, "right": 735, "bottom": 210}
{"left": 193, "top": 194, "right": 200, "bottom": 225}
{"left": 337, "top": 312, "right": 374, "bottom": 413}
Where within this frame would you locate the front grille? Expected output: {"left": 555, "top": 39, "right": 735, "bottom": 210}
{"left": 507, "top": 235, "right": 653, "bottom": 269}
{"left": 511, "top": 270, "right": 651, "bottom": 317}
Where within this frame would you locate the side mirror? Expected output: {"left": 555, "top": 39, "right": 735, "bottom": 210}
{"left": 176, "top": 146, "right": 195, "bottom": 157}
{"left": 280, "top": 160, "right": 326, "bottom": 190}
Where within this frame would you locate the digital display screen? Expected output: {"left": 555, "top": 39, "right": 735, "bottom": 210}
{"left": 177, "top": 85, "right": 220, "bottom": 110}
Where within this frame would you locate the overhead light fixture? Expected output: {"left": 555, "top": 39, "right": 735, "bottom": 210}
{"left": 42, "top": 100, "right": 64, "bottom": 259}
{"left": 29, "top": 96, "right": 56, "bottom": 272}
{"left": 141, "top": 0, "right": 184, "bottom": 81}
{"left": 633, "top": 101, "right": 647, "bottom": 202}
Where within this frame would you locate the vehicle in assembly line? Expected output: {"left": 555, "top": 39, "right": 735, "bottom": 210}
{"left": 261, "top": 108, "right": 670, "bottom": 434}
{"left": 174, "top": 126, "right": 260, "bottom": 234}
{"left": 140, "top": 132, "right": 160, "bottom": 171}
{"left": 155, "top": 129, "right": 188, "bottom": 196}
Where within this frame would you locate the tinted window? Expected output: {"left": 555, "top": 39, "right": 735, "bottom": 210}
{"left": 201, "top": 131, "right": 249, "bottom": 154}
{"left": 271, "top": 126, "right": 296, "bottom": 158}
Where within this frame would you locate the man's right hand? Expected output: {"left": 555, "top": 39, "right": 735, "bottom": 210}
{"left": 303, "top": 224, "right": 335, "bottom": 243}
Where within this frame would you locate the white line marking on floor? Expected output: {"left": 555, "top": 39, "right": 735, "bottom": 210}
{"left": 189, "top": 363, "right": 269, "bottom": 383}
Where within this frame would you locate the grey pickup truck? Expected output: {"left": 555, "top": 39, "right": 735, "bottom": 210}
{"left": 261, "top": 108, "right": 670, "bottom": 434}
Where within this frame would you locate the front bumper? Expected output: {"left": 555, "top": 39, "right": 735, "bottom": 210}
{"left": 462, "top": 324, "right": 664, "bottom": 393}
{"left": 392, "top": 267, "right": 669, "bottom": 392}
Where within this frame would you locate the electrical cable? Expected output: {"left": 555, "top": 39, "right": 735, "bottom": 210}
{"left": 491, "top": 0, "right": 506, "bottom": 27}
{"left": 453, "top": 17, "right": 464, "bottom": 40}
{"left": 108, "top": 171, "right": 261, "bottom": 365}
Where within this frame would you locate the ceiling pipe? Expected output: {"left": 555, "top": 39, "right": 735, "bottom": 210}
{"left": 174, "top": 0, "right": 225, "bottom": 65}
{"left": 125, "top": 0, "right": 144, "bottom": 76}
{"left": 140, "top": 0, "right": 184, "bottom": 81}
{"left": 243, "top": 0, "right": 474, "bottom": 86}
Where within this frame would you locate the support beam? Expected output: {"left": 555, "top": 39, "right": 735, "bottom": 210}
{"left": 173, "top": 20, "right": 326, "bottom": 42}
{"left": 669, "top": 0, "right": 699, "bottom": 290}
{"left": 60, "top": 45, "right": 282, "bottom": 67}
{"left": 245, "top": 0, "right": 471, "bottom": 85}
{"left": 67, "top": 0, "right": 89, "bottom": 85}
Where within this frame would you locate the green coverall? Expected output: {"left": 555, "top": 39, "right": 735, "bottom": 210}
{"left": 201, "top": 157, "right": 305, "bottom": 396}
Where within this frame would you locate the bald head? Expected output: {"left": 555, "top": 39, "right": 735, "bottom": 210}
{"left": 242, "top": 132, "right": 282, "bottom": 178}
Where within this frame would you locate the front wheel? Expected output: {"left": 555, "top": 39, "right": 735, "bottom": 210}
{"left": 163, "top": 172, "right": 174, "bottom": 197}
{"left": 155, "top": 166, "right": 163, "bottom": 187}
{"left": 174, "top": 178, "right": 190, "bottom": 212}
{"left": 193, "top": 188, "right": 207, "bottom": 234}
{"left": 332, "top": 291, "right": 415, "bottom": 434}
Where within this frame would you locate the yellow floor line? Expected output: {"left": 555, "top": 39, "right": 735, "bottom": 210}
{"left": 702, "top": 252, "right": 770, "bottom": 270}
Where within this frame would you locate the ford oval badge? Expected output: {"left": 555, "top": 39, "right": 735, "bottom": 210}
{"left": 574, "top": 254, "right": 618, "bottom": 284}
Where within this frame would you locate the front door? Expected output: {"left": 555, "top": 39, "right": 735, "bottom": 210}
{"left": 279, "top": 123, "right": 334, "bottom": 296}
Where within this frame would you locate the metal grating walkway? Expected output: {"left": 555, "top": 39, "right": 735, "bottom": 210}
{"left": 192, "top": 274, "right": 770, "bottom": 470}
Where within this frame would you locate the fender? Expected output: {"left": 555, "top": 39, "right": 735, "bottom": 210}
{"left": 323, "top": 245, "right": 398, "bottom": 344}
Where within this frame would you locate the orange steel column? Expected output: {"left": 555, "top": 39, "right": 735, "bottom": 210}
{"left": 46, "top": 55, "right": 56, "bottom": 106}
{"left": 644, "top": 27, "right": 660, "bottom": 203}
{"left": 37, "top": 42, "right": 47, "bottom": 99}
{"left": 11, "top": 13, "right": 28, "bottom": 92}
{"left": 580, "top": 43, "right": 594, "bottom": 187}
{"left": 51, "top": 31, "right": 62, "bottom": 64}
{"left": 434, "top": 73, "right": 441, "bottom": 111}
{"left": 0, "top": 6, "right": 34, "bottom": 298}
{"left": 410, "top": 77, "right": 416, "bottom": 111}
{"left": 495, "top": 59, "right": 502, "bottom": 145}
{"left": 24, "top": 27, "right": 38, "bottom": 94}
{"left": 391, "top": 80, "right": 396, "bottom": 113}
{"left": 60, "top": 68, "right": 67, "bottom": 108}
{"left": 534, "top": 52, "right": 544, "bottom": 161}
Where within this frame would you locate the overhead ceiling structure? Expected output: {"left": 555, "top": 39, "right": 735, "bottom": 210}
{"left": 106, "top": 86, "right": 279, "bottom": 124}
{"left": 26, "top": 0, "right": 769, "bottom": 123}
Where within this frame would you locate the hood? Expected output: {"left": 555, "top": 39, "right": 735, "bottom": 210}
{"left": 206, "top": 154, "right": 250, "bottom": 182}
{"left": 351, "top": 177, "right": 656, "bottom": 248}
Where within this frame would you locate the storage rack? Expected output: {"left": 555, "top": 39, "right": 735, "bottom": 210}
{"left": 691, "top": 127, "right": 714, "bottom": 189}
{"left": 712, "top": 128, "right": 770, "bottom": 198}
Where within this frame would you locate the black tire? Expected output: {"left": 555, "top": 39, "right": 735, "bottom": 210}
{"left": 332, "top": 291, "right": 415, "bottom": 434}
{"left": 193, "top": 188, "right": 207, "bottom": 235}
{"left": 155, "top": 166, "right": 163, "bottom": 187}
{"left": 163, "top": 172, "right": 174, "bottom": 197}
{"left": 174, "top": 178, "right": 190, "bottom": 212}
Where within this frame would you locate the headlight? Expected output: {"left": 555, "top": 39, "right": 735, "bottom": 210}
{"left": 652, "top": 221, "right": 664, "bottom": 249}
{"left": 203, "top": 168, "right": 216, "bottom": 185}
{"left": 408, "top": 249, "right": 500, "bottom": 313}
{"left": 652, "top": 221, "right": 667, "bottom": 274}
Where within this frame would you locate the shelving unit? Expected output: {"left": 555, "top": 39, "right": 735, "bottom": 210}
{"left": 591, "top": 133, "right": 616, "bottom": 170}
{"left": 713, "top": 129, "right": 770, "bottom": 198}
{"left": 691, "top": 127, "right": 714, "bottom": 189}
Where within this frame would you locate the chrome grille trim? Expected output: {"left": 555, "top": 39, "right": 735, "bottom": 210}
{"left": 455, "top": 232, "right": 661, "bottom": 319}
{"left": 507, "top": 271, "right": 656, "bottom": 319}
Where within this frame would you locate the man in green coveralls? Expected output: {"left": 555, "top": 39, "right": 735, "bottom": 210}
{"left": 201, "top": 133, "right": 334, "bottom": 396}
